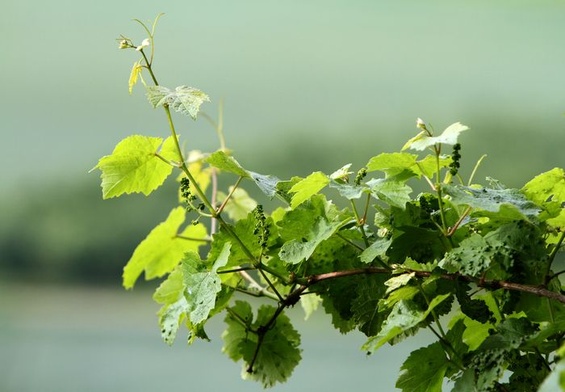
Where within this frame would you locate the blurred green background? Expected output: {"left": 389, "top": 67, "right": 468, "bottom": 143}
{"left": 1, "top": 1, "right": 564, "bottom": 391}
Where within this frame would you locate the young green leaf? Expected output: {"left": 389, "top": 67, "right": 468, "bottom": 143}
{"left": 300, "top": 293, "right": 322, "bottom": 320}
{"left": 384, "top": 272, "right": 415, "bottom": 295}
{"left": 289, "top": 171, "right": 330, "bottom": 209}
{"left": 122, "top": 207, "right": 207, "bottom": 289}
{"left": 205, "top": 150, "right": 250, "bottom": 177}
{"left": 128, "top": 60, "right": 143, "bottom": 94}
{"left": 359, "top": 237, "right": 392, "bottom": 264}
{"left": 93, "top": 135, "right": 178, "bottom": 199}
{"left": 366, "top": 152, "right": 419, "bottom": 176}
{"left": 404, "top": 122, "right": 469, "bottom": 151}
{"left": 218, "top": 187, "right": 258, "bottom": 221}
{"left": 396, "top": 342, "right": 449, "bottom": 392}
{"left": 523, "top": 167, "right": 565, "bottom": 231}
{"left": 146, "top": 85, "right": 210, "bottom": 119}
{"left": 249, "top": 171, "right": 281, "bottom": 198}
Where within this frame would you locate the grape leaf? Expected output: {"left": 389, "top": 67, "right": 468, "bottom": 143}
{"left": 363, "top": 294, "right": 451, "bottom": 352}
{"left": 452, "top": 369, "right": 476, "bottom": 392}
{"left": 218, "top": 187, "right": 258, "bottom": 221}
{"left": 222, "top": 301, "right": 301, "bottom": 388}
{"left": 367, "top": 178, "right": 412, "bottom": 209}
{"left": 249, "top": 171, "right": 281, "bottom": 198}
{"left": 444, "top": 184, "right": 540, "bottom": 219}
{"left": 384, "top": 273, "right": 415, "bottom": 295}
{"left": 350, "top": 275, "right": 388, "bottom": 336}
{"left": 523, "top": 167, "right": 565, "bottom": 206}
{"left": 153, "top": 265, "right": 184, "bottom": 305}
{"left": 414, "top": 154, "right": 453, "bottom": 178}
{"left": 403, "top": 122, "right": 469, "bottom": 151}
{"left": 128, "top": 60, "right": 143, "bottom": 94}
{"left": 379, "top": 285, "right": 420, "bottom": 312}
{"left": 359, "top": 237, "right": 392, "bottom": 264}
{"left": 523, "top": 167, "right": 565, "bottom": 231}
{"left": 182, "top": 243, "right": 230, "bottom": 325}
{"left": 366, "top": 152, "right": 419, "bottom": 176}
{"left": 329, "top": 181, "right": 366, "bottom": 200}
{"left": 93, "top": 135, "right": 178, "bottom": 199}
{"left": 396, "top": 341, "right": 449, "bottom": 392}
{"left": 439, "top": 233, "right": 496, "bottom": 276}
{"left": 455, "top": 282, "right": 493, "bottom": 323}
{"left": 153, "top": 267, "right": 186, "bottom": 345}
{"left": 278, "top": 214, "right": 348, "bottom": 264}
{"left": 157, "top": 295, "right": 188, "bottom": 346}
{"left": 205, "top": 150, "right": 250, "bottom": 177}
{"left": 300, "top": 293, "right": 322, "bottom": 320}
{"left": 122, "top": 207, "right": 207, "bottom": 289}
{"left": 208, "top": 212, "right": 270, "bottom": 268}
{"left": 153, "top": 267, "right": 211, "bottom": 346}
{"left": 145, "top": 85, "right": 210, "bottom": 119}
{"left": 289, "top": 171, "right": 330, "bottom": 209}
{"left": 278, "top": 194, "right": 347, "bottom": 264}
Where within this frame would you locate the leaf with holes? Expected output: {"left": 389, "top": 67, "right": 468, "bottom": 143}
{"left": 222, "top": 301, "right": 302, "bottom": 388}
{"left": 146, "top": 85, "right": 209, "bottom": 119}
{"left": 183, "top": 243, "right": 231, "bottom": 325}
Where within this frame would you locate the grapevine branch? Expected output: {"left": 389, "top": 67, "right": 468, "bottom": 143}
{"left": 289, "top": 267, "right": 565, "bottom": 305}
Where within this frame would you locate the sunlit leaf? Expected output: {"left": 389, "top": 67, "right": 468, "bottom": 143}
{"left": 93, "top": 135, "right": 178, "bottom": 199}
{"left": 523, "top": 167, "right": 565, "bottom": 231}
{"left": 404, "top": 122, "right": 469, "bottom": 151}
{"left": 122, "top": 207, "right": 207, "bottom": 289}
{"left": 300, "top": 293, "right": 322, "bottom": 320}
{"left": 289, "top": 171, "right": 330, "bottom": 209}
{"left": 205, "top": 150, "right": 249, "bottom": 177}
{"left": 128, "top": 60, "right": 143, "bottom": 94}
{"left": 366, "top": 152, "right": 419, "bottom": 176}
{"left": 218, "top": 187, "right": 258, "bottom": 221}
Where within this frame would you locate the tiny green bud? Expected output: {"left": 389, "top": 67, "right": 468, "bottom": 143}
{"left": 416, "top": 118, "right": 426, "bottom": 130}
{"left": 136, "top": 38, "right": 151, "bottom": 51}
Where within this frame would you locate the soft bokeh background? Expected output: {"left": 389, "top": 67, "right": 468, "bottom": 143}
{"left": 1, "top": 1, "right": 564, "bottom": 391}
